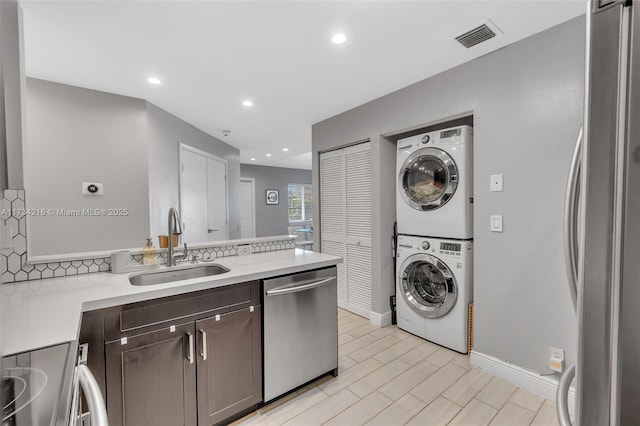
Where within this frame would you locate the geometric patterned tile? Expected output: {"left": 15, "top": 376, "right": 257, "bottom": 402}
{"left": 14, "top": 270, "right": 28, "bottom": 282}
{"left": 2, "top": 189, "right": 299, "bottom": 284}
{"left": 28, "top": 269, "right": 42, "bottom": 280}
{"left": 0, "top": 198, "right": 11, "bottom": 221}
{"left": 11, "top": 198, "right": 25, "bottom": 219}
{"left": 6, "top": 216, "right": 19, "bottom": 238}
{"left": 7, "top": 253, "right": 21, "bottom": 274}
{"left": 12, "top": 234, "right": 26, "bottom": 255}
{"left": 5, "top": 189, "right": 17, "bottom": 201}
{"left": 18, "top": 217, "right": 26, "bottom": 236}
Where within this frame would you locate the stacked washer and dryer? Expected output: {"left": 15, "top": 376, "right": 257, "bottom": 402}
{"left": 395, "top": 125, "right": 474, "bottom": 353}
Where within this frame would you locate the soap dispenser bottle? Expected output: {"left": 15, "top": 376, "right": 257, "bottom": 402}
{"left": 143, "top": 238, "right": 157, "bottom": 265}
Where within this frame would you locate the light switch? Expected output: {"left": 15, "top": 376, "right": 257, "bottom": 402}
{"left": 490, "top": 215, "right": 503, "bottom": 232}
{"left": 490, "top": 174, "right": 503, "bottom": 192}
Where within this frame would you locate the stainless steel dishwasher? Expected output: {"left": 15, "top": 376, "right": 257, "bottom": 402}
{"left": 263, "top": 267, "right": 338, "bottom": 402}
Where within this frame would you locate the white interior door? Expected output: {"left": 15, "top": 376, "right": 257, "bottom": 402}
{"left": 207, "top": 157, "right": 228, "bottom": 242}
{"left": 180, "top": 145, "right": 229, "bottom": 244}
{"left": 239, "top": 178, "right": 256, "bottom": 238}
{"left": 180, "top": 149, "right": 208, "bottom": 243}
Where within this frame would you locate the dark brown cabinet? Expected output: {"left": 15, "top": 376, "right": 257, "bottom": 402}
{"left": 196, "top": 307, "right": 262, "bottom": 425}
{"left": 105, "top": 322, "right": 197, "bottom": 426}
{"left": 80, "top": 281, "right": 262, "bottom": 426}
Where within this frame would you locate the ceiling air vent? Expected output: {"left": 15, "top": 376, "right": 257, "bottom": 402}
{"left": 455, "top": 24, "right": 496, "bottom": 48}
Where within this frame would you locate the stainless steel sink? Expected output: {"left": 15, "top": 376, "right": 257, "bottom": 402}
{"left": 129, "top": 264, "right": 230, "bottom": 286}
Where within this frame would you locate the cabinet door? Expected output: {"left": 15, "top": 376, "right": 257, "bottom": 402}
{"left": 196, "top": 306, "right": 262, "bottom": 426}
{"left": 105, "top": 323, "right": 197, "bottom": 426}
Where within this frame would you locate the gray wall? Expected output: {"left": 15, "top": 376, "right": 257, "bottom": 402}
{"left": 240, "top": 164, "right": 312, "bottom": 237}
{"left": 24, "top": 78, "right": 150, "bottom": 256}
{"left": 147, "top": 103, "right": 241, "bottom": 241}
{"left": 312, "top": 17, "right": 584, "bottom": 373}
{"left": 23, "top": 79, "right": 241, "bottom": 257}
{"left": 1, "top": 0, "right": 25, "bottom": 189}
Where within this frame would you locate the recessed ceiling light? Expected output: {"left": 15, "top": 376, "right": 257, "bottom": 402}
{"left": 242, "top": 100, "right": 253, "bottom": 107}
{"left": 266, "top": 153, "right": 272, "bottom": 157}
{"left": 332, "top": 33, "right": 347, "bottom": 45}
{"left": 282, "top": 148, "right": 289, "bottom": 152}
{"left": 250, "top": 157, "right": 256, "bottom": 161}
{"left": 147, "top": 77, "right": 161, "bottom": 85}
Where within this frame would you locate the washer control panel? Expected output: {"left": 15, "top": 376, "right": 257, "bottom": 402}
{"left": 439, "top": 242, "right": 461, "bottom": 256}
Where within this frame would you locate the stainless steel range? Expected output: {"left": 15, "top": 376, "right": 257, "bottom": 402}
{"left": 2, "top": 342, "right": 76, "bottom": 426}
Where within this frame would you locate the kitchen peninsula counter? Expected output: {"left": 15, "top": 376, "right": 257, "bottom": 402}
{"left": 1, "top": 249, "right": 341, "bottom": 355}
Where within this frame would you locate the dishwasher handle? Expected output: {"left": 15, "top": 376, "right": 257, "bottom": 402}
{"left": 265, "top": 276, "right": 336, "bottom": 296}
{"left": 76, "top": 364, "right": 109, "bottom": 426}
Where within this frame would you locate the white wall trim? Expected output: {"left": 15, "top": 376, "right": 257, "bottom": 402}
{"left": 337, "top": 300, "right": 391, "bottom": 327}
{"left": 369, "top": 310, "right": 392, "bottom": 327}
{"left": 471, "top": 350, "right": 575, "bottom": 407}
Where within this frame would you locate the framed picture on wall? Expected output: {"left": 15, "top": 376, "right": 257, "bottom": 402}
{"left": 266, "top": 189, "right": 279, "bottom": 205}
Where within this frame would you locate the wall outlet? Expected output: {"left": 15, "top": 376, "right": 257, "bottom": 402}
{"left": 237, "top": 245, "right": 252, "bottom": 256}
{"left": 550, "top": 346, "right": 565, "bottom": 373}
{"left": 490, "top": 174, "right": 504, "bottom": 192}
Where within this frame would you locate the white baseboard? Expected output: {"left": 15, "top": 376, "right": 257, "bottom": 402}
{"left": 337, "top": 301, "right": 391, "bottom": 327}
{"left": 471, "top": 350, "right": 575, "bottom": 408}
{"left": 369, "top": 310, "right": 392, "bottom": 327}
{"left": 337, "top": 300, "right": 371, "bottom": 320}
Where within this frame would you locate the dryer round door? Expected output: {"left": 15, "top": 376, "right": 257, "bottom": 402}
{"left": 400, "top": 253, "right": 457, "bottom": 318}
{"left": 398, "top": 148, "right": 458, "bottom": 211}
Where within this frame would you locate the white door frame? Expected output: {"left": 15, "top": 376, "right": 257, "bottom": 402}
{"left": 178, "top": 143, "right": 229, "bottom": 240}
{"left": 240, "top": 177, "right": 256, "bottom": 238}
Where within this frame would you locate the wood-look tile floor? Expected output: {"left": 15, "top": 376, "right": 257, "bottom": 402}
{"left": 234, "top": 309, "right": 562, "bottom": 426}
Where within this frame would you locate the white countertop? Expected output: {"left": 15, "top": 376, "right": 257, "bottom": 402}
{"left": 1, "top": 249, "right": 341, "bottom": 355}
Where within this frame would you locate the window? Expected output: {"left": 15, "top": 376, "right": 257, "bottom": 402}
{"left": 288, "top": 184, "right": 313, "bottom": 222}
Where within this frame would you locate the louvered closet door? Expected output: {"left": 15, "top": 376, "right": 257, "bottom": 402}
{"left": 320, "top": 142, "right": 372, "bottom": 315}
{"left": 344, "top": 144, "right": 372, "bottom": 311}
{"left": 320, "top": 149, "right": 347, "bottom": 303}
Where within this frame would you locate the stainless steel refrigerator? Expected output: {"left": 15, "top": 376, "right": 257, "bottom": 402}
{"left": 561, "top": 0, "right": 640, "bottom": 424}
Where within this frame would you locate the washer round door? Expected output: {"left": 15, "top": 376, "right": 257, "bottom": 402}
{"left": 398, "top": 148, "right": 458, "bottom": 211}
{"left": 400, "top": 253, "right": 457, "bottom": 318}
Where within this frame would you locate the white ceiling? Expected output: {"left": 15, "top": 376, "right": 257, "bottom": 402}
{"left": 19, "top": 0, "right": 585, "bottom": 170}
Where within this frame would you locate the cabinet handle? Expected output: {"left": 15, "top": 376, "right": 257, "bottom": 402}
{"left": 187, "top": 332, "right": 194, "bottom": 364}
{"left": 200, "top": 329, "right": 208, "bottom": 361}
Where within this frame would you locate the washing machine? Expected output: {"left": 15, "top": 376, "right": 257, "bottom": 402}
{"left": 396, "top": 125, "right": 473, "bottom": 239}
{"left": 396, "top": 234, "right": 473, "bottom": 353}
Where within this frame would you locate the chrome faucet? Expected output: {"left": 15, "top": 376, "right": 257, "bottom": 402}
{"left": 167, "top": 208, "right": 187, "bottom": 266}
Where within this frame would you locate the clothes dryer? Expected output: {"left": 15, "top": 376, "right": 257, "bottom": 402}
{"left": 396, "top": 125, "right": 473, "bottom": 239}
{"left": 396, "top": 234, "right": 473, "bottom": 353}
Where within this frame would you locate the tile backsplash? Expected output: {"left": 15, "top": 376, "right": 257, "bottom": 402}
{"left": 1, "top": 189, "right": 296, "bottom": 283}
